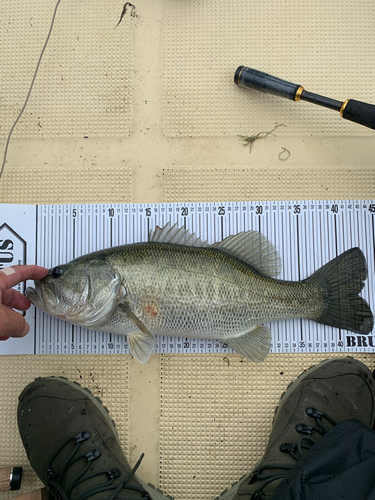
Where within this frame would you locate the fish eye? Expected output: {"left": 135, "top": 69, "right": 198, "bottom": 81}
{"left": 51, "top": 266, "right": 64, "bottom": 278}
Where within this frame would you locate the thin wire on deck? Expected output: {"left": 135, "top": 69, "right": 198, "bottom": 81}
{"left": 0, "top": 0, "right": 62, "bottom": 181}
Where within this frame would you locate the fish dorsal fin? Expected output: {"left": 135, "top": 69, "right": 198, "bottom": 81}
{"left": 150, "top": 221, "right": 209, "bottom": 248}
{"left": 212, "top": 231, "right": 282, "bottom": 278}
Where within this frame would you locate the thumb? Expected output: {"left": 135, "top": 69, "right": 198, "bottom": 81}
{"left": 0, "top": 305, "right": 29, "bottom": 340}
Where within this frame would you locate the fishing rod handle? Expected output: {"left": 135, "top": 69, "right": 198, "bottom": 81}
{"left": 340, "top": 99, "right": 375, "bottom": 130}
{"left": 235, "top": 66, "right": 375, "bottom": 130}
{"left": 235, "top": 66, "right": 343, "bottom": 112}
{"left": 234, "top": 66, "right": 303, "bottom": 101}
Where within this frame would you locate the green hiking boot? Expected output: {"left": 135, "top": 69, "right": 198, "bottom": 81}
{"left": 17, "top": 377, "right": 173, "bottom": 500}
{"left": 215, "top": 357, "right": 375, "bottom": 500}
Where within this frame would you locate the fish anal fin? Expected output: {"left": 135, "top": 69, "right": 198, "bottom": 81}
{"left": 226, "top": 325, "right": 271, "bottom": 363}
{"left": 128, "top": 333, "right": 156, "bottom": 364}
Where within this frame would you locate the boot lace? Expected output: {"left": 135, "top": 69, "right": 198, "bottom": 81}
{"left": 46, "top": 431, "right": 151, "bottom": 500}
{"left": 248, "top": 407, "right": 337, "bottom": 500}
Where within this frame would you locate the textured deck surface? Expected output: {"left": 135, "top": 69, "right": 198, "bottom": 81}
{"left": 1, "top": 1, "right": 375, "bottom": 499}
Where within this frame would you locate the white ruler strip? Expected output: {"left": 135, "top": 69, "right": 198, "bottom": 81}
{"left": 1, "top": 201, "right": 374, "bottom": 356}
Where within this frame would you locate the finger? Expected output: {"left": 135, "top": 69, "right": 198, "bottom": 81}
{"left": 0, "top": 265, "right": 48, "bottom": 292}
{"left": 0, "top": 304, "right": 29, "bottom": 339}
{"left": 2, "top": 288, "right": 31, "bottom": 311}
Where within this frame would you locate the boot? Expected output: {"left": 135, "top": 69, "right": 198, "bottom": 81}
{"left": 17, "top": 377, "right": 173, "bottom": 500}
{"left": 215, "top": 357, "right": 375, "bottom": 500}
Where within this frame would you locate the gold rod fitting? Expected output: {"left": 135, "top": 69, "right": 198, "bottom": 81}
{"left": 236, "top": 66, "right": 245, "bottom": 85}
{"left": 340, "top": 99, "right": 350, "bottom": 117}
{"left": 294, "top": 86, "right": 304, "bottom": 101}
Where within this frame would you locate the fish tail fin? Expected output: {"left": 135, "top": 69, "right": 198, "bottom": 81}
{"left": 307, "top": 248, "right": 374, "bottom": 334}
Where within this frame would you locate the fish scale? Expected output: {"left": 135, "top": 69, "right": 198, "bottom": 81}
{"left": 104, "top": 243, "right": 317, "bottom": 339}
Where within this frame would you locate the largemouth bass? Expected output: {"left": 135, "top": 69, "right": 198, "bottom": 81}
{"left": 26, "top": 222, "right": 373, "bottom": 363}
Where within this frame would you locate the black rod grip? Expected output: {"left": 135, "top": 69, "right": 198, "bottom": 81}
{"left": 341, "top": 99, "right": 375, "bottom": 130}
{"left": 235, "top": 66, "right": 301, "bottom": 101}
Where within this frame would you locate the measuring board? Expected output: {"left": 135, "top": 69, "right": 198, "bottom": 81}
{"left": 1, "top": 201, "right": 375, "bottom": 356}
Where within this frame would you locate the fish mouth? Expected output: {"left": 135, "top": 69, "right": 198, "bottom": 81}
{"left": 25, "top": 280, "right": 63, "bottom": 317}
{"left": 25, "top": 282, "right": 45, "bottom": 308}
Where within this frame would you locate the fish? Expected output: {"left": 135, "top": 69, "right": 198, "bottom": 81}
{"left": 25, "top": 222, "right": 374, "bottom": 363}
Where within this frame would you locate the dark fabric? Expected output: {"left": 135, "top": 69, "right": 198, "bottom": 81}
{"left": 269, "top": 419, "right": 375, "bottom": 500}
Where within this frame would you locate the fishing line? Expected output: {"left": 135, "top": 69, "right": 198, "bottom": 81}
{"left": 0, "top": 0, "right": 62, "bottom": 181}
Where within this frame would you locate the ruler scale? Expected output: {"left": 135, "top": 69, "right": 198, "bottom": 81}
{"left": 1, "top": 200, "right": 375, "bottom": 356}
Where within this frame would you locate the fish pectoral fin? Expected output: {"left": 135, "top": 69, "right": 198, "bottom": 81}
{"left": 118, "top": 303, "right": 155, "bottom": 363}
{"left": 128, "top": 333, "right": 156, "bottom": 364}
{"left": 118, "top": 302, "right": 153, "bottom": 337}
{"left": 226, "top": 325, "right": 271, "bottom": 363}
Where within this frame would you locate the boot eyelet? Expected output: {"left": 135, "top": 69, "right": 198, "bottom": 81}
{"left": 306, "top": 407, "right": 323, "bottom": 419}
{"left": 75, "top": 431, "right": 90, "bottom": 443}
{"left": 86, "top": 449, "right": 102, "bottom": 462}
{"left": 296, "top": 423, "right": 313, "bottom": 435}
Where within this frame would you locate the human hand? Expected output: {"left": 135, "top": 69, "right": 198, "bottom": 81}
{"left": 0, "top": 265, "right": 48, "bottom": 341}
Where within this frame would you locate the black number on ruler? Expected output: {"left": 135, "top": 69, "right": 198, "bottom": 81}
{"left": 72, "top": 209, "right": 77, "bottom": 217}
{"left": 331, "top": 204, "right": 338, "bottom": 213}
{"left": 218, "top": 206, "right": 225, "bottom": 216}
{"left": 293, "top": 205, "right": 301, "bottom": 214}
{"left": 255, "top": 205, "right": 263, "bottom": 214}
{"left": 181, "top": 207, "right": 188, "bottom": 216}
{"left": 108, "top": 208, "right": 114, "bottom": 217}
{"left": 145, "top": 208, "right": 151, "bottom": 216}
{"left": 369, "top": 204, "right": 375, "bottom": 213}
